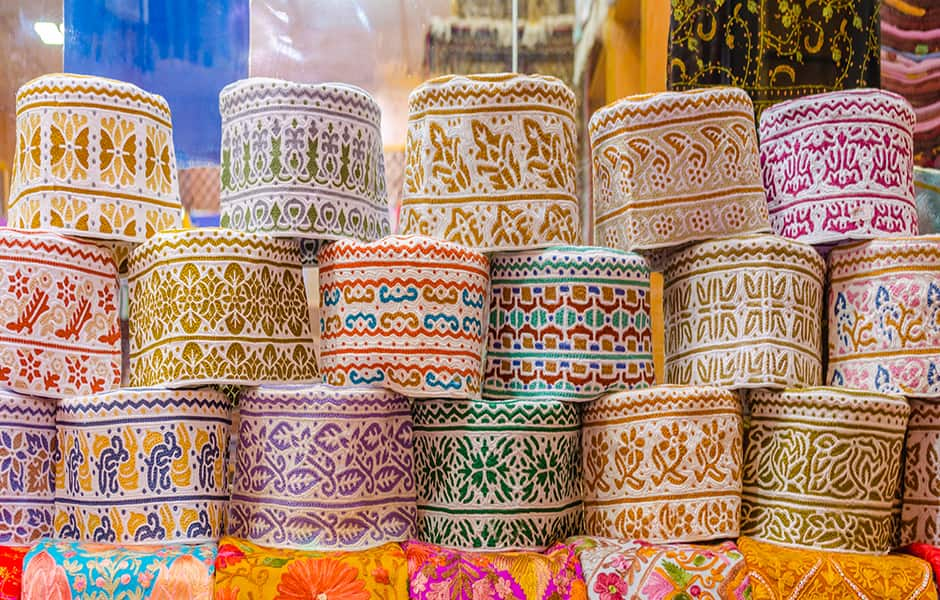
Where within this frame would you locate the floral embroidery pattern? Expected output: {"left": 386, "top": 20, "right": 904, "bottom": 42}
{"left": 413, "top": 398, "right": 581, "bottom": 550}
{"left": 400, "top": 73, "right": 581, "bottom": 252}
{"left": 740, "top": 536, "right": 936, "bottom": 599}
{"left": 21, "top": 539, "right": 216, "bottom": 600}
{"left": 213, "top": 536, "right": 407, "bottom": 600}
{"left": 405, "top": 540, "right": 587, "bottom": 600}
{"left": 229, "top": 384, "right": 416, "bottom": 550}
{"left": 828, "top": 236, "right": 940, "bottom": 397}
{"left": 0, "top": 390, "right": 56, "bottom": 545}
{"left": 0, "top": 229, "right": 120, "bottom": 398}
{"left": 582, "top": 387, "right": 743, "bottom": 544}
{"left": 276, "top": 559, "right": 369, "bottom": 600}
{"left": 668, "top": 0, "right": 881, "bottom": 117}
{"left": 590, "top": 88, "right": 769, "bottom": 253}
{"left": 128, "top": 228, "right": 318, "bottom": 387}
{"left": 570, "top": 536, "right": 751, "bottom": 600}
{"left": 9, "top": 74, "right": 182, "bottom": 243}
{"left": 742, "top": 388, "right": 909, "bottom": 554}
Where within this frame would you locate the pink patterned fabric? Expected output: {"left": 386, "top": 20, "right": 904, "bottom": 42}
{"left": 568, "top": 537, "right": 751, "bottom": 600}
{"left": 760, "top": 89, "right": 918, "bottom": 245}
{"left": 404, "top": 540, "right": 587, "bottom": 600}
{"left": 828, "top": 236, "right": 940, "bottom": 397}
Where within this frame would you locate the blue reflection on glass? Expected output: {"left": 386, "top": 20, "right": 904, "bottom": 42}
{"left": 64, "top": 0, "right": 249, "bottom": 167}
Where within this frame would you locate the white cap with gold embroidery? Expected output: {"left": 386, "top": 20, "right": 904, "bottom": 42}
{"left": 10, "top": 73, "right": 183, "bottom": 244}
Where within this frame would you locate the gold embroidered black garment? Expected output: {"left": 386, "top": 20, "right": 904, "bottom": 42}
{"left": 667, "top": 0, "right": 882, "bottom": 117}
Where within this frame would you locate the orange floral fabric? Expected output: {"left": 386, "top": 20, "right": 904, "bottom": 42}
{"left": 214, "top": 536, "right": 407, "bottom": 600}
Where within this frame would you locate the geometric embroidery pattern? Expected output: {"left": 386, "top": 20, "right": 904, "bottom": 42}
{"left": 828, "top": 236, "right": 940, "bottom": 397}
{"left": 663, "top": 234, "right": 825, "bottom": 389}
{"left": 54, "top": 388, "right": 231, "bottom": 544}
{"left": 413, "top": 398, "right": 581, "bottom": 551}
{"left": 0, "top": 390, "right": 56, "bottom": 545}
{"left": 399, "top": 73, "right": 581, "bottom": 252}
{"left": 591, "top": 87, "right": 770, "bottom": 252}
{"left": 318, "top": 235, "right": 489, "bottom": 398}
{"left": 127, "top": 228, "right": 318, "bottom": 388}
{"left": 220, "top": 78, "right": 390, "bottom": 244}
{"left": 228, "top": 384, "right": 416, "bottom": 550}
{"left": 10, "top": 74, "right": 182, "bottom": 244}
{"left": 760, "top": 89, "right": 918, "bottom": 244}
{"left": 484, "top": 246, "right": 654, "bottom": 402}
{"left": 582, "top": 386, "right": 743, "bottom": 544}
{"left": 0, "top": 229, "right": 121, "bottom": 398}
{"left": 742, "top": 388, "right": 909, "bottom": 554}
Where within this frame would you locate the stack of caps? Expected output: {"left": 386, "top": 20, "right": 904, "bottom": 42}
{"left": 0, "top": 73, "right": 189, "bottom": 545}
{"left": 385, "top": 72, "right": 660, "bottom": 552}
{"left": 214, "top": 76, "right": 431, "bottom": 555}
{"left": 881, "top": 0, "right": 940, "bottom": 167}
{"left": 587, "top": 87, "right": 828, "bottom": 393}
{"left": 736, "top": 80, "right": 940, "bottom": 582}
{"left": 590, "top": 55, "right": 929, "bottom": 590}
{"left": 823, "top": 235, "right": 940, "bottom": 553}
{"left": 2, "top": 72, "right": 326, "bottom": 551}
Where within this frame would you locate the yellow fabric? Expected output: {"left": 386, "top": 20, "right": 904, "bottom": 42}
{"left": 214, "top": 537, "right": 408, "bottom": 600}
{"left": 739, "top": 536, "right": 937, "bottom": 600}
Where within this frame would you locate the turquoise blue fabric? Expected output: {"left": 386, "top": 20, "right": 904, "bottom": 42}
{"left": 21, "top": 539, "right": 217, "bottom": 599}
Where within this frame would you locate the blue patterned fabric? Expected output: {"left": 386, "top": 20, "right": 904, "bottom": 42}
{"left": 21, "top": 539, "right": 217, "bottom": 599}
